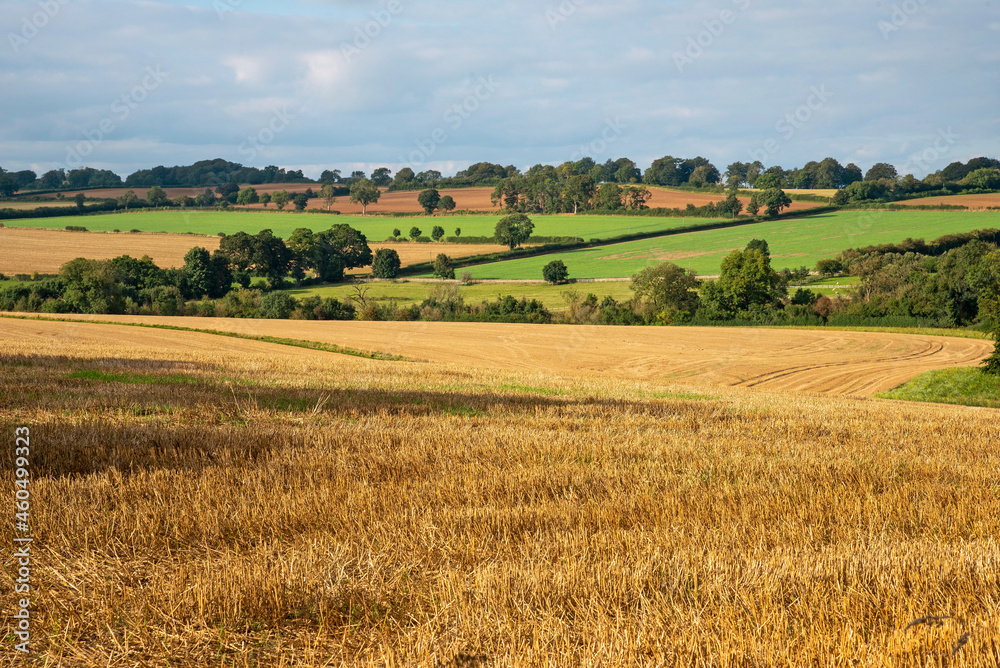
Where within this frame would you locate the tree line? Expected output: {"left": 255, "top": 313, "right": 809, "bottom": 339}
{"left": 3, "top": 156, "right": 996, "bottom": 200}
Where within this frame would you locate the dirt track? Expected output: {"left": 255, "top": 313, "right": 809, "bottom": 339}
{"left": 5, "top": 315, "right": 990, "bottom": 397}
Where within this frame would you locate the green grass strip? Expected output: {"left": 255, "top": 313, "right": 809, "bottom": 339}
{"left": 878, "top": 367, "right": 1000, "bottom": 409}
{"left": 0, "top": 313, "right": 413, "bottom": 362}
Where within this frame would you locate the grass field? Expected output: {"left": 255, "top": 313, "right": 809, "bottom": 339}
{"left": 1, "top": 210, "right": 722, "bottom": 243}
{"left": 287, "top": 280, "right": 634, "bottom": 310}
{"left": 457, "top": 211, "right": 1000, "bottom": 278}
{"left": 879, "top": 366, "right": 1000, "bottom": 408}
{"left": 1, "top": 318, "right": 998, "bottom": 665}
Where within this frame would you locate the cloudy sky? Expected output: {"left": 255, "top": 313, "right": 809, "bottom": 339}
{"left": 2, "top": 0, "right": 998, "bottom": 180}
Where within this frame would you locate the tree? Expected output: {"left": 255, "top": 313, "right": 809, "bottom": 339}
{"left": 719, "top": 192, "right": 743, "bottom": 218}
{"left": 182, "top": 247, "right": 233, "bottom": 299}
{"left": 630, "top": 262, "right": 700, "bottom": 323}
{"left": 983, "top": 318, "right": 1000, "bottom": 376}
{"left": 117, "top": 190, "right": 139, "bottom": 211}
{"left": 431, "top": 225, "right": 445, "bottom": 241}
{"left": 293, "top": 193, "right": 309, "bottom": 211}
{"left": 216, "top": 181, "right": 239, "bottom": 198}
{"left": 319, "top": 184, "right": 337, "bottom": 211}
{"left": 595, "top": 183, "right": 623, "bottom": 210}
{"left": 147, "top": 186, "right": 168, "bottom": 207}
{"left": 409, "top": 226, "right": 422, "bottom": 241}
{"left": 962, "top": 168, "right": 1000, "bottom": 190}
{"left": 717, "top": 247, "right": 784, "bottom": 312}
{"left": 393, "top": 168, "right": 415, "bottom": 188}
{"left": 74, "top": 193, "right": 86, "bottom": 208}
{"left": 562, "top": 175, "right": 596, "bottom": 214}
{"left": 454, "top": 228, "right": 461, "bottom": 238}
{"left": 0, "top": 169, "right": 19, "bottom": 198}
{"left": 624, "top": 186, "right": 652, "bottom": 210}
{"left": 259, "top": 291, "right": 296, "bottom": 319}
{"left": 494, "top": 214, "right": 534, "bottom": 249}
{"left": 392, "top": 228, "right": 401, "bottom": 240}
{"left": 745, "top": 239, "right": 770, "bottom": 259}
{"left": 236, "top": 186, "right": 259, "bottom": 207}
{"left": 372, "top": 167, "right": 392, "bottom": 187}
{"left": 371, "top": 248, "right": 401, "bottom": 279}
{"left": 542, "top": 260, "right": 569, "bottom": 284}
{"left": 433, "top": 254, "right": 455, "bottom": 279}
{"left": 194, "top": 188, "right": 215, "bottom": 207}
{"left": 753, "top": 188, "right": 792, "bottom": 217}
{"left": 816, "top": 259, "right": 844, "bottom": 276}
{"left": 754, "top": 173, "right": 781, "bottom": 190}
{"left": 272, "top": 190, "right": 291, "bottom": 210}
{"left": 439, "top": 195, "right": 456, "bottom": 212}
{"left": 865, "top": 163, "right": 899, "bottom": 182}
{"left": 260, "top": 193, "right": 271, "bottom": 208}
{"left": 349, "top": 179, "right": 381, "bottom": 215}
{"left": 418, "top": 188, "right": 441, "bottom": 214}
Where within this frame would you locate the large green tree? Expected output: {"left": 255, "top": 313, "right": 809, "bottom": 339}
{"left": 371, "top": 248, "right": 401, "bottom": 279}
{"left": 236, "top": 186, "right": 259, "bottom": 206}
{"left": 630, "top": 262, "right": 700, "bottom": 323}
{"left": 418, "top": 188, "right": 441, "bottom": 214}
{"left": 349, "top": 179, "right": 381, "bottom": 215}
{"left": 494, "top": 214, "right": 534, "bottom": 249}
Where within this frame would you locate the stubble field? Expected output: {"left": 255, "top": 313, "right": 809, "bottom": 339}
{"left": 0, "top": 317, "right": 998, "bottom": 666}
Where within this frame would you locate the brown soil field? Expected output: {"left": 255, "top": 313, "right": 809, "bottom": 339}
{"left": 2, "top": 317, "right": 999, "bottom": 665}
{"left": 891, "top": 193, "right": 1000, "bottom": 209}
{"left": 0, "top": 228, "right": 221, "bottom": 274}
{"left": 10, "top": 315, "right": 990, "bottom": 397}
{"left": 0, "top": 228, "right": 501, "bottom": 274}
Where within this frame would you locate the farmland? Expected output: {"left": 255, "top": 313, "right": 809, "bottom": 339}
{"left": 0, "top": 209, "right": 721, "bottom": 244}
{"left": 457, "top": 210, "right": 1000, "bottom": 278}
{"left": 892, "top": 193, "right": 1000, "bottom": 209}
{"left": 1, "top": 316, "right": 998, "bottom": 665}
{"left": 0, "top": 228, "right": 506, "bottom": 275}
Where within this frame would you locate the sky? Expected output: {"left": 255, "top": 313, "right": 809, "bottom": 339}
{"left": 1, "top": 0, "right": 998, "bottom": 180}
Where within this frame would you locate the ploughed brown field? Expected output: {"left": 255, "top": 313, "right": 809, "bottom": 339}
{"left": 0, "top": 228, "right": 503, "bottom": 274}
{"left": 7, "top": 314, "right": 990, "bottom": 397}
{"left": 891, "top": 193, "right": 1000, "bottom": 209}
{"left": 26, "top": 185, "right": 821, "bottom": 214}
{"left": 1, "top": 316, "right": 998, "bottom": 666}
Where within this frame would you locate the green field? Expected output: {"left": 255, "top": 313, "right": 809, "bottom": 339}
{"left": 794, "top": 276, "right": 860, "bottom": 297}
{"left": 879, "top": 366, "right": 1000, "bottom": 408}
{"left": 2, "top": 210, "right": 718, "bottom": 242}
{"left": 455, "top": 211, "right": 1000, "bottom": 279}
{"left": 286, "top": 280, "right": 633, "bottom": 310}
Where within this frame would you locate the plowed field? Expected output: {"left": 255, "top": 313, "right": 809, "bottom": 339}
{"left": 892, "top": 193, "right": 1000, "bottom": 209}
{"left": 8, "top": 315, "right": 989, "bottom": 397}
{"left": 23, "top": 185, "right": 821, "bottom": 214}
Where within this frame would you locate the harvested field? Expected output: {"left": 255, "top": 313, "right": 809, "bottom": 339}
{"left": 1, "top": 317, "right": 999, "bottom": 666}
{"left": 10, "top": 314, "right": 990, "bottom": 397}
{"left": 0, "top": 228, "right": 221, "bottom": 274}
{"left": 892, "top": 193, "right": 1000, "bottom": 209}
{"left": 0, "top": 200, "right": 78, "bottom": 210}
{"left": 644, "top": 186, "right": 818, "bottom": 212}
{"left": 0, "top": 228, "right": 499, "bottom": 274}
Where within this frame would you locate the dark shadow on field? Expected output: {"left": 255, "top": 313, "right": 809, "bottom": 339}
{"left": 0, "top": 353, "right": 715, "bottom": 479}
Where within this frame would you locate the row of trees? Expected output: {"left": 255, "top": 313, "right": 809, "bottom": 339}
{"left": 6, "top": 156, "right": 996, "bottom": 200}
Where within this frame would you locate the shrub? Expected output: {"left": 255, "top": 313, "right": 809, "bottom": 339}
{"left": 371, "top": 248, "right": 402, "bottom": 279}
{"left": 65, "top": 226, "right": 87, "bottom": 232}
{"left": 431, "top": 225, "right": 445, "bottom": 241}
{"left": 259, "top": 292, "right": 297, "bottom": 319}
{"left": 542, "top": 260, "right": 569, "bottom": 284}
{"left": 433, "top": 254, "right": 455, "bottom": 279}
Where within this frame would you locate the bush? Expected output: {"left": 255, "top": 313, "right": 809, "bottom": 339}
{"left": 371, "top": 248, "right": 402, "bottom": 279}
{"left": 542, "top": 260, "right": 569, "bottom": 284}
{"left": 431, "top": 225, "right": 445, "bottom": 241}
{"left": 259, "top": 292, "right": 297, "bottom": 319}
{"left": 433, "top": 254, "right": 455, "bottom": 279}
{"left": 65, "top": 226, "right": 87, "bottom": 232}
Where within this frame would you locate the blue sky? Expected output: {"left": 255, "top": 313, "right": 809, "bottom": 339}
{"left": 1, "top": 0, "right": 998, "bottom": 179}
